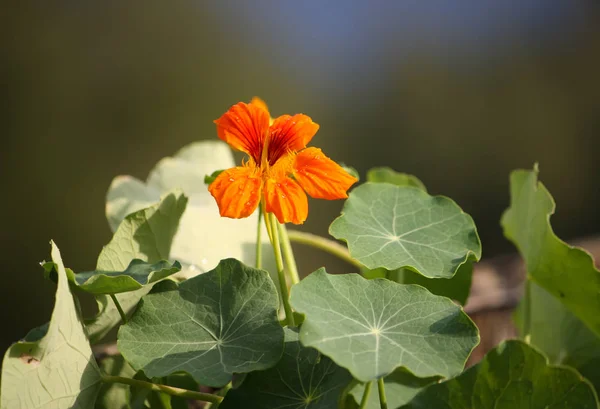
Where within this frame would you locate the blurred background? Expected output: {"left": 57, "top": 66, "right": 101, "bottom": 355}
{"left": 1, "top": 1, "right": 599, "bottom": 354}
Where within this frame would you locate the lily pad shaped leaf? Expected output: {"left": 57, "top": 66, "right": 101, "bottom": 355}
{"left": 366, "top": 167, "right": 427, "bottom": 192}
{"left": 86, "top": 190, "right": 188, "bottom": 343}
{"left": 501, "top": 167, "right": 600, "bottom": 337}
{"left": 220, "top": 328, "right": 353, "bottom": 409}
{"left": 117, "top": 258, "right": 284, "bottom": 387}
{"left": 43, "top": 259, "right": 181, "bottom": 295}
{"left": 330, "top": 183, "right": 481, "bottom": 278}
{"left": 290, "top": 269, "right": 479, "bottom": 382}
{"left": 399, "top": 340, "right": 599, "bottom": 409}
{"left": 1, "top": 242, "right": 102, "bottom": 409}
{"left": 349, "top": 369, "right": 439, "bottom": 409}
{"left": 105, "top": 140, "right": 274, "bottom": 277}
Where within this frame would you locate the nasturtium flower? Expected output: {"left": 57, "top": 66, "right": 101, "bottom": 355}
{"left": 208, "top": 98, "right": 358, "bottom": 224}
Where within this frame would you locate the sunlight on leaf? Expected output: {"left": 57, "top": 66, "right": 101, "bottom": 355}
{"left": 330, "top": 183, "right": 481, "bottom": 278}
{"left": 1, "top": 242, "right": 102, "bottom": 409}
{"left": 366, "top": 167, "right": 426, "bottom": 191}
{"left": 290, "top": 269, "right": 479, "bottom": 382}
{"left": 220, "top": 328, "right": 353, "bottom": 409}
{"left": 501, "top": 167, "right": 600, "bottom": 336}
{"left": 118, "top": 259, "right": 284, "bottom": 387}
{"left": 400, "top": 340, "right": 599, "bottom": 409}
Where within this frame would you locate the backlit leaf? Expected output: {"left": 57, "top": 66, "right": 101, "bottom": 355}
{"left": 366, "top": 167, "right": 426, "bottom": 191}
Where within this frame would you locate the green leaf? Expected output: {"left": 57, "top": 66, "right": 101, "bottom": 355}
{"left": 399, "top": 340, "right": 599, "bottom": 409}
{"left": 43, "top": 259, "right": 181, "bottom": 295}
{"left": 1, "top": 242, "right": 102, "bottom": 409}
{"left": 515, "top": 282, "right": 600, "bottom": 392}
{"left": 501, "top": 167, "right": 600, "bottom": 336}
{"left": 117, "top": 258, "right": 284, "bottom": 387}
{"left": 290, "top": 269, "right": 479, "bottom": 382}
{"left": 401, "top": 262, "right": 473, "bottom": 306}
{"left": 220, "top": 328, "right": 353, "bottom": 409}
{"left": 340, "top": 163, "right": 360, "bottom": 181}
{"left": 105, "top": 140, "right": 275, "bottom": 277}
{"left": 330, "top": 183, "right": 481, "bottom": 278}
{"left": 366, "top": 167, "right": 427, "bottom": 192}
{"left": 87, "top": 190, "right": 188, "bottom": 343}
{"left": 95, "top": 355, "right": 136, "bottom": 409}
{"left": 349, "top": 369, "right": 439, "bottom": 409}
{"left": 204, "top": 169, "right": 224, "bottom": 184}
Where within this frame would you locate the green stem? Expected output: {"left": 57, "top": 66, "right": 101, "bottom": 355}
{"left": 523, "top": 277, "right": 532, "bottom": 344}
{"left": 278, "top": 223, "right": 300, "bottom": 285}
{"left": 377, "top": 378, "right": 388, "bottom": 409}
{"left": 286, "top": 230, "right": 363, "bottom": 269}
{"left": 101, "top": 375, "right": 223, "bottom": 404}
{"left": 256, "top": 205, "right": 263, "bottom": 270}
{"left": 267, "top": 212, "right": 295, "bottom": 327}
{"left": 359, "top": 381, "right": 373, "bottom": 409}
{"left": 110, "top": 294, "right": 127, "bottom": 324}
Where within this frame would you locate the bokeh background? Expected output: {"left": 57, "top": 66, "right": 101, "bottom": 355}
{"left": 2, "top": 1, "right": 600, "bottom": 354}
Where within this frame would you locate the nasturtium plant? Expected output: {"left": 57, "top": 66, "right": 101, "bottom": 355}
{"left": 2, "top": 100, "right": 599, "bottom": 409}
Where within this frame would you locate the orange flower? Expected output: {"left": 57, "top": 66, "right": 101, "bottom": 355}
{"left": 209, "top": 98, "right": 358, "bottom": 224}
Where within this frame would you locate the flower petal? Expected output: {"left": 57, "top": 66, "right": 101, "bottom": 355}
{"left": 250, "top": 97, "right": 270, "bottom": 115}
{"left": 214, "top": 102, "right": 269, "bottom": 162}
{"left": 267, "top": 114, "right": 319, "bottom": 164}
{"left": 264, "top": 177, "right": 308, "bottom": 224}
{"left": 208, "top": 166, "right": 262, "bottom": 219}
{"left": 293, "top": 147, "right": 358, "bottom": 199}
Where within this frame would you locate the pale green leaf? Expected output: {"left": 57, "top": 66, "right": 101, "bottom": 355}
{"left": 118, "top": 259, "right": 284, "bottom": 387}
{"left": 515, "top": 282, "right": 600, "bottom": 392}
{"left": 105, "top": 140, "right": 274, "bottom": 277}
{"left": 290, "top": 269, "right": 479, "bottom": 382}
{"left": 501, "top": 167, "right": 600, "bottom": 336}
{"left": 330, "top": 183, "right": 481, "bottom": 278}
{"left": 400, "top": 340, "right": 599, "bottom": 409}
{"left": 349, "top": 369, "right": 439, "bottom": 409}
{"left": 366, "top": 167, "right": 426, "bottom": 192}
{"left": 1, "top": 242, "right": 102, "bottom": 409}
{"left": 86, "top": 190, "right": 188, "bottom": 343}
{"left": 220, "top": 328, "right": 353, "bottom": 409}
{"left": 43, "top": 259, "right": 181, "bottom": 295}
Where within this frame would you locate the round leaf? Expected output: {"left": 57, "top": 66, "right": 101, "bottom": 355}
{"left": 220, "top": 328, "right": 353, "bottom": 409}
{"left": 118, "top": 258, "right": 284, "bottom": 387}
{"left": 290, "top": 269, "right": 479, "bottom": 382}
{"left": 366, "top": 167, "right": 427, "bottom": 191}
{"left": 400, "top": 340, "right": 599, "bottom": 409}
{"left": 329, "top": 183, "right": 481, "bottom": 278}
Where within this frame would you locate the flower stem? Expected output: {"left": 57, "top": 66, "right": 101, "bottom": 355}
{"left": 110, "top": 294, "right": 127, "bottom": 324}
{"left": 267, "top": 212, "right": 295, "bottom": 327}
{"left": 278, "top": 223, "right": 300, "bottom": 285}
{"left": 101, "top": 375, "right": 223, "bottom": 404}
{"left": 286, "top": 230, "right": 363, "bottom": 269}
{"left": 359, "top": 381, "right": 373, "bottom": 409}
{"left": 256, "top": 205, "right": 263, "bottom": 270}
{"left": 377, "top": 378, "right": 388, "bottom": 409}
{"left": 523, "top": 277, "right": 532, "bottom": 344}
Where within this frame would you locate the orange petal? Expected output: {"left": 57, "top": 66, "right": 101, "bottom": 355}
{"left": 208, "top": 166, "right": 262, "bottom": 219}
{"left": 293, "top": 147, "right": 358, "bottom": 200}
{"left": 214, "top": 102, "right": 269, "bottom": 162}
{"left": 264, "top": 177, "right": 308, "bottom": 224}
{"left": 250, "top": 97, "right": 270, "bottom": 116}
{"left": 267, "top": 114, "right": 319, "bottom": 164}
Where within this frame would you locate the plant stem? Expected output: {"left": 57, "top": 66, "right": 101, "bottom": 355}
{"left": 523, "top": 277, "right": 532, "bottom": 344}
{"left": 359, "top": 381, "right": 373, "bottom": 409}
{"left": 110, "top": 294, "right": 127, "bottom": 324}
{"left": 256, "top": 205, "right": 263, "bottom": 270}
{"left": 101, "top": 375, "right": 223, "bottom": 404}
{"left": 286, "top": 230, "right": 363, "bottom": 269}
{"left": 377, "top": 378, "right": 388, "bottom": 409}
{"left": 267, "top": 212, "right": 295, "bottom": 327}
{"left": 278, "top": 223, "right": 300, "bottom": 285}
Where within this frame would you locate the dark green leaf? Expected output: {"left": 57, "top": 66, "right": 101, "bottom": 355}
{"left": 118, "top": 259, "right": 284, "bottom": 387}
{"left": 204, "top": 169, "right": 224, "bottom": 185}
{"left": 95, "top": 355, "right": 136, "bottom": 409}
{"left": 290, "top": 269, "right": 479, "bottom": 381}
{"left": 400, "top": 340, "right": 599, "bottom": 409}
{"left": 1, "top": 242, "right": 102, "bottom": 409}
{"left": 330, "top": 183, "right": 481, "bottom": 278}
{"left": 220, "top": 328, "right": 353, "bottom": 409}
